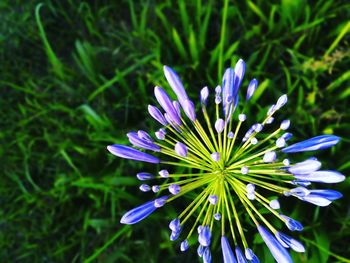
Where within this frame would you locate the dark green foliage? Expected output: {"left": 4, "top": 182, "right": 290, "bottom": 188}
{"left": 0, "top": 0, "right": 349, "bottom": 262}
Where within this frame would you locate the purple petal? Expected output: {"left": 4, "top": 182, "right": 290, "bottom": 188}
{"left": 183, "top": 99, "right": 196, "bottom": 121}
{"left": 280, "top": 215, "right": 303, "bottom": 231}
{"left": 154, "top": 86, "right": 182, "bottom": 125}
{"left": 246, "top": 79, "right": 258, "bottom": 101}
{"left": 288, "top": 159, "right": 322, "bottom": 174}
{"left": 180, "top": 239, "right": 189, "bottom": 252}
{"left": 107, "top": 145, "right": 160, "bottom": 163}
{"left": 275, "top": 232, "right": 305, "bottom": 253}
{"left": 235, "top": 246, "right": 247, "bottom": 263}
{"left": 201, "top": 86, "right": 209, "bottom": 105}
{"left": 148, "top": 105, "right": 168, "bottom": 126}
{"left": 136, "top": 172, "right": 154, "bottom": 181}
{"left": 221, "top": 236, "right": 237, "bottom": 263}
{"left": 257, "top": 225, "right": 293, "bottom": 263}
{"left": 309, "top": 189, "right": 343, "bottom": 200}
{"left": 175, "top": 142, "right": 188, "bottom": 157}
{"left": 127, "top": 132, "right": 160, "bottom": 151}
{"left": 120, "top": 200, "right": 157, "bottom": 224}
{"left": 169, "top": 218, "right": 181, "bottom": 232}
{"left": 282, "top": 135, "right": 340, "bottom": 153}
{"left": 294, "top": 170, "right": 345, "bottom": 184}
{"left": 137, "top": 130, "right": 153, "bottom": 142}
{"left": 198, "top": 225, "right": 211, "bottom": 247}
{"left": 163, "top": 66, "right": 188, "bottom": 106}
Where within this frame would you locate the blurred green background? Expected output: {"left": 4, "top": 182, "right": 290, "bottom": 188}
{"left": 1, "top": 0, "right": 350, "bottom": 262}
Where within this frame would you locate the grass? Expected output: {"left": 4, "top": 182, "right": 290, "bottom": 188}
{"left": 0, "top": 0, "right": 349, "bottom": 262}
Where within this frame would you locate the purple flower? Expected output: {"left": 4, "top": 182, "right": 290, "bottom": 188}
{"left": 107, "top": 145, "right": 159, "bottom": 163}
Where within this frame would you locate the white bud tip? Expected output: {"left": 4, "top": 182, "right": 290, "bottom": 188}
{"left": 238, "top": 114, "right": 246, "bottom": 122}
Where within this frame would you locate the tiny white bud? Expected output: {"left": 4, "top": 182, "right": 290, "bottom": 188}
{"left": 263, "top": 151, "right": 276, "bottom": 163}
{"left": 251, "top": 137, "right": 258, "bottom": 145}
{"left": 283, "top": 159, "right": 290, "bottom": 166}
{"left": 238, "top": 114, "right": 246, "bottom": 122}
{"left": 159, "top": 169, "right": 169, "bottom": 178}
{"left": 241, "top": 166, "right": 249, "bottom": 174}
{"left": 269, "top": 199, "right": 280, "bottom": 209}
{"left": 210, "top": 152, "right": 220, "bottom": 162}
{"left": 276, "top": 137, "right": 286, "bottom": 148}
{"left": 280, "top": 120, "right": 290, "bottom": 130}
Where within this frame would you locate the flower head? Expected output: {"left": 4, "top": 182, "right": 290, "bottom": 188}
{"left": 107, "top": 59, "right": 343, "bottom": 262}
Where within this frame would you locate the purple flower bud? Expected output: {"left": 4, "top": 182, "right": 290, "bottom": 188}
{"left": 214, "top": 213, "right": 221, "bottom": 221}
{"left": 183, "top": 99, "right": 196, "bottom": 121}
{"left": 282, "top": 132, "right": 293, "bottom": 141}
{"left": 257, "top": 225, "right": 293, "bottom": 263}
{"left": 170, "top": 229, "right": 181, "bottom": 241}
{"left": 280, "top": 120, "right": 290, "bottom": 130}
{"left": 154, "top": 196, "right": 168, "bottom": 207}
{"left": 269, "top": 199, "right": 280, "bottom": 209}
{"left": 247, "top": 192, "right": 256, "bottom": 200}
{"left": 222, "top": 69, "right": 234, "bottom": 116}
{"left": 266, "top": 116, "right": 274, "bottom": 124}
{"left": 198, "top": 225, "right": 211, "bottom": 247}
{"left": 180, "top": 239, "right": 189, "bottom": 251}
{"left": 283, "top": 159, "right": 290, "bottom": 166}
{"left": 137, "top": 130, "right": 153, "bottom": 142}
{"left": 169, "top": 218, "right": 181, "bottom": 232}
{"left": 127, "top": 132, "right": 160, "bottom": 151}
{"left": 228, "top": 131, "right": 234, "bottom": 138}
{"left": 169, "top": 184, "right": 181, "bottom": 195}
{"left": 241, "top": 166, "right": 249, "bottom": 174}
{"left": 276, "top": 137, "right": 286, "bottom": 148}
{"left": 201, "top": 86, "right": 209, "bottom": 105}
{"left": 197, "top": 245, "right": 205, "bottom": 257}
{"left": 290, "top": 187, "right": 310, "bottom": 197}
{"left": 253, "top": 123, "right": 263, "bottom": 132}
{"left": 148, "top": 105, "right": 168, "bottom": 126}
{"left": 175, "top": 142, "right": 188, "bottom": 157}
{"left": 208, "top": 195, "right": 218, "bottom": 205}
{"left": 263, "top": 151, "right": 276, "bottom": 163}
{"left": 215, "top": 119, "right": 225, "bottom": 133}
{"left": 203, "top": 247, "right": 212, "bottom": 263}
{"left": 282, "top": 135, "right": 340, "bottom": 153}
{"left": 267, "top": 104, "right": 275, "bottom": 115}
{"left": 120, "top": 200, "right": 157, "bottom": 224}
{"left": 280, "top": 215, "right": 303, "bottom": 231}
{"left": 215, "top": 95, "right": 222, "bottom": 104}
{"left": 275, "top": 94, "right": 288, "bottom": 110}
{"left": 159, "top": 169, "right": 169, "bottom": 178}
{"left": 251, "top": 137, "right": 258, "bottom": 145}
{"left": 300, "top": 189, "right": 342, "bottom": 206}
{"left": 215, "top": 85, "right": 222, "bottom": 95}
{"left": 107, "top": 145, "right": 160, "bottom": 163}
{"left": 235, "top": 246, "right": 247, "bottom": 263}
{"left": 246, "top": 79, "right": 258, "bottom": 101}
{"left": 152, "top": 185, "right": 160, "bottom": 193}
{"left": 210, "top": 152, "right": 220, "bottom": 162}
{"left": 246, "top": 183, "right": 255, "bottom": 194}
{"left": 288, "top": 160, "right": 321, "bottom": 174}
{"left": 221, "top": 236, "right": 237, "bottom": 263}
{"left": 155, "top": 128, "right": 166, "bottom": 140}
{"left": 173, "top": 100, "right": 181, "bottom": 117}
{"left": 295, "top": 170, "right": 345, "bottom": 184}
{"left": 163, "top": 66, "right": 188, "bottom": 106}
{"left": 245, "top": 248, "right": 259, "bottom": 262}
{"left": 136, "top": 172, "right": 154, "bottom": 181}
{"left": 275, "top": 232, "right": 305, "bottom": 253}
{"left": 139, "top": 184, "right": 151, "bottom": 192}
{"left": 238, "top": 114, "right": 246, "bottom": 122}
{"left": 154, "top": 86, "right": 182, "bottom": 126}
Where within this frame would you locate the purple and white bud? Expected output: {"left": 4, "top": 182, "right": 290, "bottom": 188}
{"left": 247, "top": 183, "right": 255, "bottom": 194}
{"left": 152, "top": 185, "right": 160, "bottom": 193}
{"left": 215, "top": 119, "right": 225, "bottom": 133}
{"left": 200, "top": 86, "right": 209, "bottom": 105}
{"left": 299, "top": 189, "right": 342, "bottom": 206}
{"left": 155, "top": 128, "right": 166, "bottom": 140}
{"left": 215, "top": 95, "right": 222, "bottom": 104}
{"left": 241, "top": 166, "right": 249, "bottom": 174}
{"left": 253, "top": 123, "right": 263, "bottom": 132}
{"left": 127, "top": 132, "right": 161, "bottom": 152}
{"left": 154, "top": 86, "right": 182, "bottom": 126}
{"left": 107, "top": 145, "right": 160, "bottom": 163}
{"left": 280, "top": 215, "right": 303, "bottom": 231}
{"left": 251, "top": 137, "right": 258, "bottom": 145}
{"left": 266, "top": 116, "right": 275, "bottom": 124}
{"left": 139, "top": 184, "right": 151, "bottom": 192}
{"left": 294, "top": 170, "right": 345, "bottom": 184}
{"left": 263, "top": 151, "right": 276, "bottom": 163}
{"left": 222, "top": 68, "right": 234, "bottom": 115}
{"left": 159, "top": 169, "right": 169, "bottom": 178}
{"left": 170, "top": 230, "right": 181, "bottom": 241}
{"left": 281, "top": 132, "right": 293, "bottom": 141}
{"left": 215, "top": 85, "right": 222, "bottom": 95}
{"left": 211, "top": 152, "right": 220, "bottom": 162}
{"left": 283, "top": 159, "right": 290, "bottom": 166}
{"left": 163, "top": 66, "right": 188, "bottom": 106}
{"left": 246, "top": 79, "right": 258, "bottom": 101}
{"left": 288, "top": 159, "right": 321, "bottom": 174}
{"left": 138, "top": 130, "right": 153, "bottom": 142}
{"left": 245, "top": 248, "right": 259, "bottom": 262}
{"left": 180, "top": 239, "right": 189, "bottom": 252}
{"left": 228, "top": 131, "right": 234, "bottom": 139}
{"left": 214, "top": 213, "right": 221, "bottom": 221}
{"left": 290, "top": 187, "right": 310, "bottom": 197}
{"left": 267, "top": 104, "right": 275, "bottom": 115}
{"left": 120, "top": 200, "right": 158, "bottom": 224}
{"left": 203, "top": 247, "right": 212, "bottom": 263}
{"left": 275, "top": 94, "right": 288, "bottom": 110}
{"left": 148, "top": 105, "right": 168, "bottom": 126}
{"left": 175, "top": 142, "right": 188, "bottom": 157}
{"left": 275, "top": 232, "right": 305, "bottom": 252}
{"left": 247, "top": 192, "right": 256, "bottom": 200}
{"left": 221, "top": 236, "right": 237, "bottom": 263}
{"left": 276, "top": 137, "right": 286, "bottom": 148}
{"left": 154, "top": 196, "right": 168, "bottom": 208}
{"left": 269, "top": 199, "right": 280, "bottom": 209}
{"left": 282, "top": 135, "right": 340, "bottom": 153}
{"left": 183, "top": 99, "right": 196, "bottom": 122}
{"left": 169, "top": 218, "right": 181, "bottom": 232}
{"left": 238, "top": 114, "right": 246, "bottom": 122}
{"left": 208, "top": 195, "right": 218, "bottom": 205}
{"left": 235, "top": 246, "right": 247, "bottom": 263}
{"left": 280, "top": 120, "right": 290, "bottom": 130}
{"left": 173, "top": 100, "right": 181, "bottom": 117}
{"left": 169, "top": 184, "right": 181, "bottom": 195}
{"left": 136, "top": 172, "right": 154, "bottom": 181}
{"left": 197, "top": 225, "right": 203, "bottom": 234}
{"left": 257, "top": 225, "right": 293, "bottom": 263}
{"left": 197, "top": 245, "right": 205, "bottom": 257}
{"left": 198, "top": 225, "right": 211, "bottom": 247}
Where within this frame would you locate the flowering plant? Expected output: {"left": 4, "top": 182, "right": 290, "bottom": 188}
{"left": 107, "top": 59, "right": 343, "bottom": 262}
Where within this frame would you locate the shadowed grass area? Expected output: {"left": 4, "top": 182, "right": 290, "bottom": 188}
{"left": 0, "top": 0, "right": 349, "bottom": 262}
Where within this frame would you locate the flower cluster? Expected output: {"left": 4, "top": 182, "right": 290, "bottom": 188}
{"left": 107, "top": 59, "right": 344, "bottom": 262}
